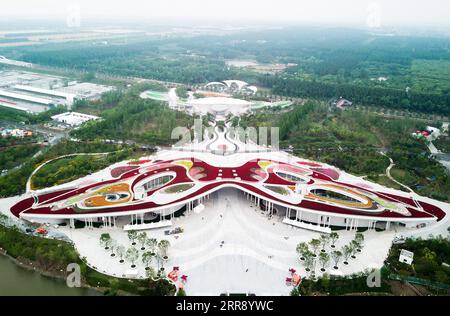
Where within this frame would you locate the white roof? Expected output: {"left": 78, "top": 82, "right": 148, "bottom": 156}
{"left": 205, "top": 82, "right": 227, "bottom": 87}
{"left": 51, "top": 112, "right": 100, "bottom": 126}
{"left": 0, "top": 89, "right": 54, "bottom": 105}
{"left": 246, "top": 86, "right": 258, "bottom": 93}
{"left": 223, "top": 80, "right": 249, "bottom": 90}
{"left": 188, "top": 97, "right": 251, "bottom": 106}
{"left": 14, "top": 85, "right": 76, "bottom": 100}
{"left": 187, "top": 97, "right": 252, "bottom": 116}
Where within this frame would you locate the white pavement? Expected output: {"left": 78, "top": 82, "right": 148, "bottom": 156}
{"left": 56, "top": 187, "right": 397, "bottom": 295}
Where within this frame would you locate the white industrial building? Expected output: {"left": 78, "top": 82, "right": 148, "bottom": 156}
{"left": 14, "top": 84, "right": 76, "bottom": 106}
{"left": 0, "top": 56, "right": 33, "bottom": 68}
{"left": 0, "top": 89, "right": 55, "bottom": 106}
{"left": 0, "top": 70, "right": 114, "bottom": 113}
{"left": 51, "top": 112, "right": 100, "bottom": 126}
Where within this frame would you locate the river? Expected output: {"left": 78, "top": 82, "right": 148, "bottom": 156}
{"left": 0, "top": 255, "right": 98, "bottom": 296}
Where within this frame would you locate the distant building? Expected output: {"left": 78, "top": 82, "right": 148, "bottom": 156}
{"left": 205, "top": 80, "right": 258, "bottom": 95}
{"left": 0, "top": 70, "right": 114, "bottom": 113}
{"left": 14, "top": 84, "right": 76, "bottom": 107}
{"left": 0, "top": 56, "right": 33, "bottom": 68}
{"left": 0, "top": 128, "right": 33, "bottom": 138}
{"left": 371, "top": 76, "right": 388, "bottom": 82}
{"left": 412, "top": 126, "right": 441, "bottom": 140}
{"left": 335, "top": 98, "right": 353, "bottom": 109}
{"left": 51, "top": 112, "right": 100, "bottom": 127}
{"left": 426, "top": 126, "right": 441, "bottom": 137}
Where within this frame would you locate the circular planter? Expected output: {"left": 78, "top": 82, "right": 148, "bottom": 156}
{"left": 163, "top": 256, "right": 169, "bottom": 261}
{"left": 110, "top": 253, "right": 116, "bottom": 257}
{"left": 131, "top": 242, "right": 136, "bottom": 246}
{"left": 119, "top": 259, "right": 124, "bottom": 264}
{"left": 141, "top": 247, "right": 146, "bottom": 251}
{"left": 104, "top": 247, "right": 109, "bottom": 250}
{"left": 357, "top": 249, "right": 362, "bottom": 253}
{"left": 333, "top": 266, "right": 338, "bottom": 270}
{"left": 300, "top": 257, "right": 305, "bottom": 261}
{"left": 145, "top": 267, "right": 150, "bottom": 271}
{"left": 160, "top": 267, "right": 165, "bottom": 273}
{"left": 344, "top": 261, "right": 349, "bottom": 265}
{"left": 131, "top": 264, "right": 136, "bottom": 268}
{"left": 331, "top": 245, "right": 336, "bottom": 248}
{"left": 305, "top": 268, "right": 310, "bottom": 272}
{"left": 321, "top": 249, "right": 326, "bottom": 253}
{"left": 351, "top": 255, "right": 356, "bottom": 259}
{"left": 320, "top": 268, "right": 325, "bottom": 272}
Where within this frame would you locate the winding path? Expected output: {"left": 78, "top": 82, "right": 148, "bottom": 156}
{"left": 381, "top": 152, "right": 415, "bottom": 194}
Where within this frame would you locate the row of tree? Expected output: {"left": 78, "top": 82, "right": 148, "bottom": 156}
{"left": 296, "top": 232, "right": 365, "bottom": 276}
{"left": 267, "top": 78, "right": 449, "bottom": 116}
{"left": 99, "top": 231, "right": 171, "bottom": 279}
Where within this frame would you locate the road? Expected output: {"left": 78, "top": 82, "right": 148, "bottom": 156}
{"left": 425, "top": 139, "right": 450, "bottom": 171}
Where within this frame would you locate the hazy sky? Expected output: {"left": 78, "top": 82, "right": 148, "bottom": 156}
{"left": 1, "top": 0, "right": 450, "bottom": 28}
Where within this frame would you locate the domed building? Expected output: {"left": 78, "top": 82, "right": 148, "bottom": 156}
{"left": 186, "top": 96, "right": 252, "bottom": 118}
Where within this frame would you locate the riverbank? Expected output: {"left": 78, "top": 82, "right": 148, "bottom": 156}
{"left": 0, "top": 252, "right": 99, "bottom": 296}
{"left": 0, "top": 225, "right": 176, "bottom": 296}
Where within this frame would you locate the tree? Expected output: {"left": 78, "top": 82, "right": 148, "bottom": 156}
{"left": 342, "top": 244, "right": 353, "bottom": 264}
{"left": 100, "top": 233, "right": 112, "bottom": 250}
{"left": 354, "top": 232, "right": 365, "bottom": 251}
{"left": 329, "top": 232, "right": 339, "bottom": 248}
{"left": 331, "top": 250, "right": 342, "bottom": 269}
{"left": 304, "top": 250, "right": 316, "bottom": 273}
{"left": 350, "top": 240, "right": 359, "bottom": 258}
{"left": 290, "top": 286, "right": 300, "bottom": 296}
{"left": 146, "top": 238, "right": 158, "bottom": 252}
{"left": 319, "top": 252, "right": 330, "bottom": 271}
{"left": 109, "top": 240, "right": 117, "bottom": 257}
{"left": 126, "top": 247, "right": 139, "bottom": 268}
{"left": 319, "top": 235, "right": 329, "bottom": 252}
{"left": 142, "top": 251, "right": 154, "bottom": 269}
{"left": 116, "top": 245, "right": 125, "bottom": 263}
{"left": 0, "top": 214, "right": 9, "bottom": 227}
{"left": 296, "top": 242, "right": 309, "bottom": 261}
{"left": 145, "top": 266, "right": 157, "bottom": 280}
{"left": 158, "top": 240, "right": 170, "bottom": 258}
{"left": 309, "top": 239, "right": 321, "bottom": 257}
{"left": 128, "top": 230, "right": 138, "bottom": 245}
{"left": 137, "top": 232, "right": 148, "bottom": 250}
{"left": 155, "top": 253, "right": 165, "bottom": 272}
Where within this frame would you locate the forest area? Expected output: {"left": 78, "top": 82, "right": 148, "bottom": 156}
{"left": 0, "top": 26, "right": 449, "bottom": 199}
{"left": 2, "top": 26, "right": 447, "bottom": 116}
{"left": 237, "top": 102, "right": 450, "bottom": 202}
{"left": 0, "top": 140, "right": 139, "bottom": 197}
{"left": 71, "top": 84, "right": 195, "bottom": 145}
